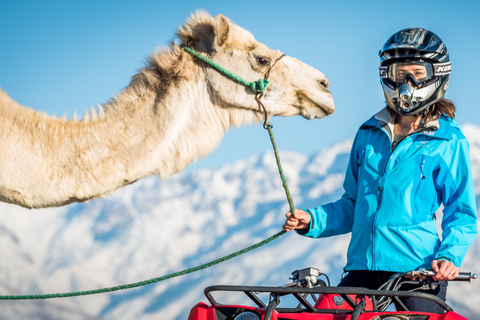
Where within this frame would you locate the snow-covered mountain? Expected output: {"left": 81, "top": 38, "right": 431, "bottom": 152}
{"left": 1, "top": 125, "right": 480, "bottom": 320}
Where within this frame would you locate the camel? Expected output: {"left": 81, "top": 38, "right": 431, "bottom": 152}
{"left": 0, "top": 11, "right": 334, "bottom": 209}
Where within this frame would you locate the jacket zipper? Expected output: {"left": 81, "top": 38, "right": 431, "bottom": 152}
{"left": 420, "top": 159, "right": 426, "bottom": 180}
{"left": 372, "top": 127, "right": 392, "bottom": 269}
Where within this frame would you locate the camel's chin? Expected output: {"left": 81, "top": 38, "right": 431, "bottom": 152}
{"left": 298, "top": 97, "right": 335, "bottom": 120}
{"left": 299, "top": 107, "right": 328, "bottom": 120}
{"left": 295, "top": 91, "right": 335, "bottom": 120}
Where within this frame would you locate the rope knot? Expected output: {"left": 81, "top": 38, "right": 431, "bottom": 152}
{"left": 250, "top": 79, "right": 269, "bottom": 93}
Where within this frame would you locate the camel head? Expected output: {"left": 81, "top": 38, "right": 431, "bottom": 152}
{"left": 176, "top": 11, "right": 335, "bottom": 123}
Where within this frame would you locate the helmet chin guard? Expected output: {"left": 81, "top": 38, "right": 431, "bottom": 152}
{"left": 381, "top": 78, "right": 443, "bottom": 116}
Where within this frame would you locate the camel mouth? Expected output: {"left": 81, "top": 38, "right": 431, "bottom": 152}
{"left": 295, "top": 90, "right": 335, "bottom": 120}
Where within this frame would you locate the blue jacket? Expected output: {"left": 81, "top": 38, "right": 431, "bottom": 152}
{"left": 302, "top": 108, "right": 477, "bottom": 272}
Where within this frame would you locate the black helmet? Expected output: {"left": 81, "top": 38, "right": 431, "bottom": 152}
{"left": 379, "top": 28, "right": 451, "bottom": 116}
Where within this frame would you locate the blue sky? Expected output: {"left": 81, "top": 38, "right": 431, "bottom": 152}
{"left": 1, "top": 0, "right": 479, "bottom": 171}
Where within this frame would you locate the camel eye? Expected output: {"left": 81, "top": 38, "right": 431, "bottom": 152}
{"left": 257, "top": 57, "right": 270, "bottom": 66}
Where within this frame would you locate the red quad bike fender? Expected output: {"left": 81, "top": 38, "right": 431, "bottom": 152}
{"left": 188, "top": 302, "right": 468, "bottom": 320}
{"left": 188, "top": 303, "right": 468, "bottom": 320}
{"left": 188, "top": 303, "right": 265, "bottom": 320}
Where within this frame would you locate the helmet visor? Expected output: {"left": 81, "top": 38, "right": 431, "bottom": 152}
{"left": 387, "top": 61, "right": 434, "bottom": 86}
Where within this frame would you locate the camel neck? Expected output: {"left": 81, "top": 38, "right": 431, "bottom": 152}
{"left": 0, "top": 77, "right": 221, "bottom": 208}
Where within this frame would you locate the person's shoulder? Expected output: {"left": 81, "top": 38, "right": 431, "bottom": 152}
{"left": 438, "top": 117, "right": 467, "bottom": 141}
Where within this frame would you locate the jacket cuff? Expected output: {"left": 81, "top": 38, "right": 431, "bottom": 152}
{"left": 295, "top": 225, "right": 310, "bottom": 235}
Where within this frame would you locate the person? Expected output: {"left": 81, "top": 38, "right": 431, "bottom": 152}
{"left": 283, "top": 27, "right": 477, "bottom": 313}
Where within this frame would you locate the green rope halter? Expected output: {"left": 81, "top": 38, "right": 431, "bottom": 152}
{"left": 180, "top": 45, "right": 269, "bottom": 93}
{"left": 180, "top": 45, "right": 293, "bottom": 211}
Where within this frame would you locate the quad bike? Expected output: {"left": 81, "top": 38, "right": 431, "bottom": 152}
{"left": 188, "top": 267, "right": 476, "bottom": 320}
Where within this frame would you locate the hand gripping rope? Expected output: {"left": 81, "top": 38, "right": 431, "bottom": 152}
{"left": 0, "top": 45, "right": 293, "bottom": 300}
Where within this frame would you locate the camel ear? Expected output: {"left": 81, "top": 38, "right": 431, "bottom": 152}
{"left": 215, "top": 14, "right": 230, "bottom": 48}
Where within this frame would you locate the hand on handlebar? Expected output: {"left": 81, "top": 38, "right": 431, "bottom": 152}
{"left": 282, "top": 209, "right": 311, "bottom": 232}
{"left": 431, "top": 259, "right": 459, "bottom": 281}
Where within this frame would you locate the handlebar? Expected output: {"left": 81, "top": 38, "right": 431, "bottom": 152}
{"left": 406, "top": 268, "right": 477, "bottom": 281}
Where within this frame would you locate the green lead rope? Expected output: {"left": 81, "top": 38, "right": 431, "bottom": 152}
{"left": 266, "top": 125, "right": 295, "bottom": 216}
{"left": 0, "top": 230, "right": 285, "bottom": 300}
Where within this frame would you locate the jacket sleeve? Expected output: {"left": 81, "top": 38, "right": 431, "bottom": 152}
{"left": 434, "top": 137, "right": 478, "bottom": 267}
{"left": 300, "top": 134, "right": 360, "bottom": 239}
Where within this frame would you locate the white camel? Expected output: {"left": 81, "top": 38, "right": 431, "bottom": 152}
{"left": 0, "top": 11, "right": 334, "bottom": 209}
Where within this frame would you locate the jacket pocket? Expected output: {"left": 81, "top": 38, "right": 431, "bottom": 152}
{"left": 377, "top": 220, "right": 440, "bottom": 269}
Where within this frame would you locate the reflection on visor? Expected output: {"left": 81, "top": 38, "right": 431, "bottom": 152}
{"left": 387, "top": 61, "right": 434, "bottom": 85}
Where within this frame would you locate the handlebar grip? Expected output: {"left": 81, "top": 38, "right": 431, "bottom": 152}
{"left": 454, "top": 272, "right": 477, "bottom": 282}
{"left": 408, "top": 269, "right": 477, "bottom": 281}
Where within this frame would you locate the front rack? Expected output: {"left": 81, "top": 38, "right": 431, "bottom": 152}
{"left": 204, "top": 285, "right": 453, "bottom": 314}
